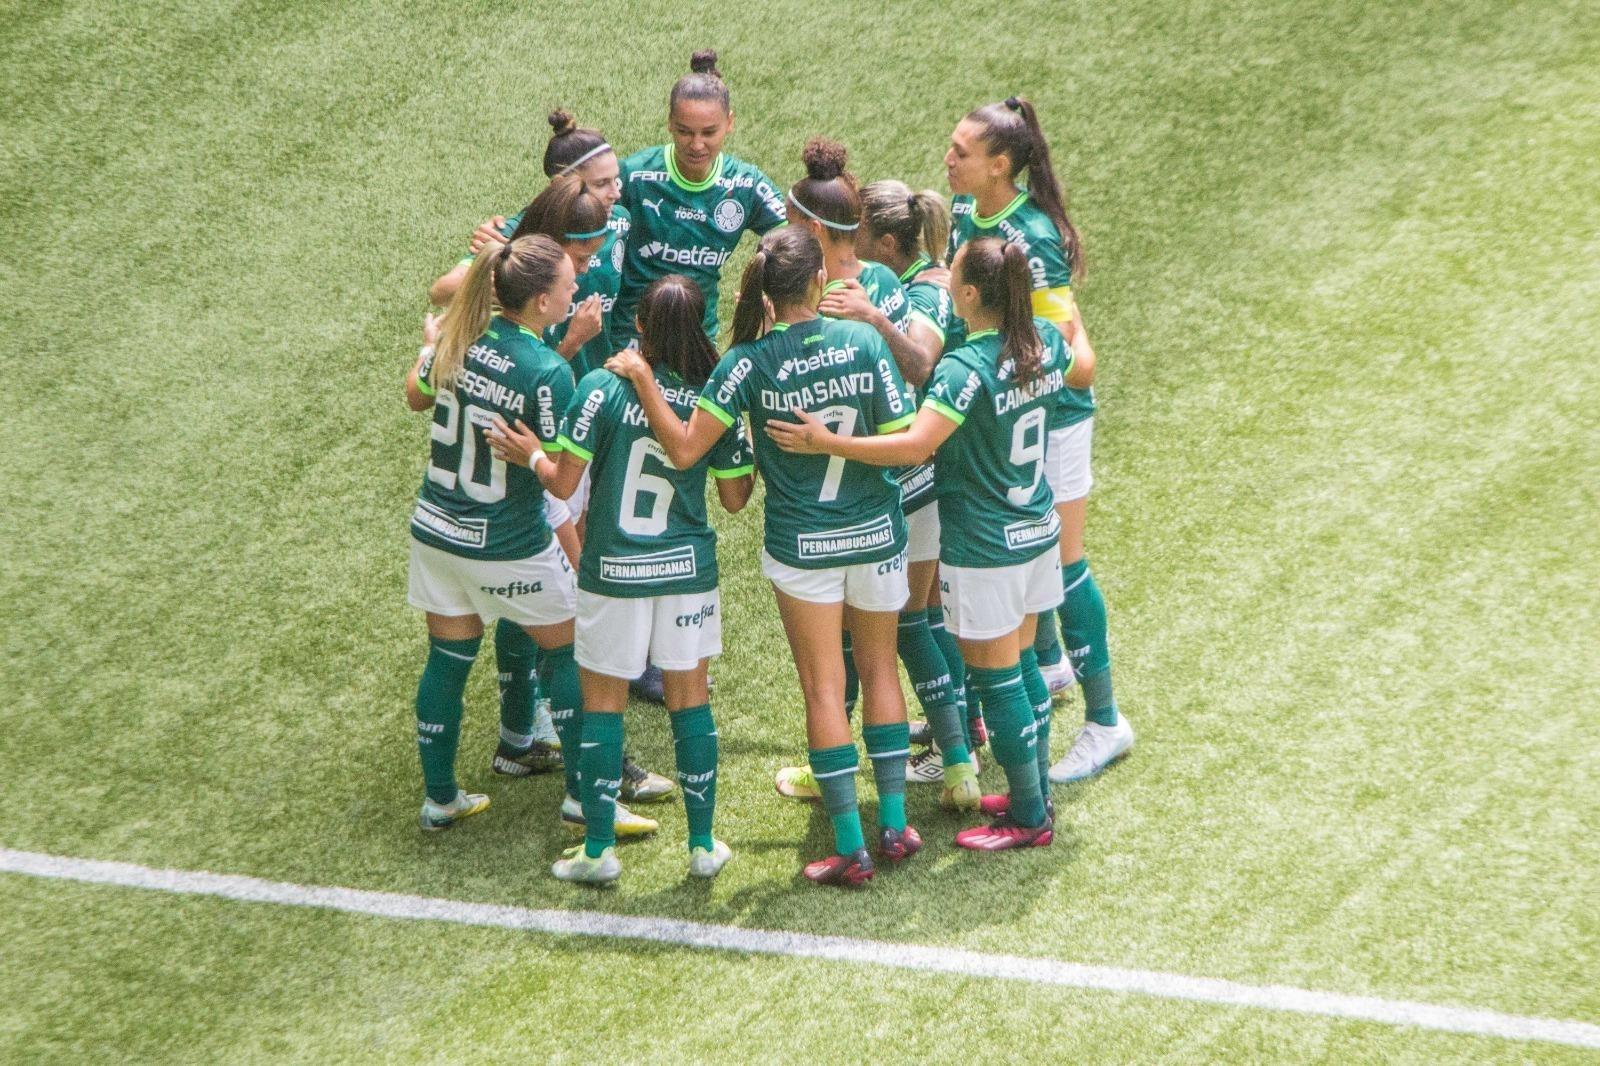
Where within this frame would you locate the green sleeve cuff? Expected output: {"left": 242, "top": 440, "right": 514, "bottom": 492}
{"left": 415, "top": 376, "right": 435, "bottom": 397}
{"left": 696, "top": 395, "right": 735, "bottom": 427}
{"left": 709, "top": 464, "right": 754, "bottom": 479}
{"left": 877, "top": 413, "right": 916, "bottom": 433}
{"left": 923, "top": 398, "right": 964, "bottom": 426}
{"left": 907, "top": 310, "right": 946, "bottom": 344}
{"left": 555, "top": 434, "right": 592, "bottom": 461}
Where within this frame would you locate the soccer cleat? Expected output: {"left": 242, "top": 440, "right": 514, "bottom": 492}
{"left": 877, "top": 825, "right": 923, "bottom": 864}
{"left": 688, "top": 839, "right": 733, "bottom": 878}
{"left": 418, "top": 789, "right": 490, "bottom": 831}
{"left": 559, "top": 794, "right": 659, "bottom": 837}
{"left": 1039, "top": 658, "right": 1075, "bottom": 695}
{"left": 968, "top": 714, "right": 988, "bottom": 749}
{"left": 978, "top": 793, "right": 1056, "bottom": 820}
{"left": 955, "top": 814, "right": 1054, "bottom": 851}
{"left": 533, "top": 697, "right": 560, "bottom": 749}
{"left": 802, "top": 848, "right": 875, "bottom": 886}
{"left": 774, "top": 764, "right": 821, "bottom": 801}
{"left": 908, "top": 718, "right": 932, "bottom": 746}
{"left": 940, "top": 762, "right": 983, "bottom": 811}
{"left": 1048, "top": 716, "right": 1135, "bottom": 783}
{"left": 629, "top": 664, "right": 666, "bottom": 704}
{"left": 620, "top": 755, "right": 675, "bottom": 802}
{"left": 490, "top": 739, "right": 562, "bottom": 777}
{"left": 905, "top": 746, "right": 945, "bottom": 784}
{"left": 551, "top": 844, "right": 621, "bottom": 884}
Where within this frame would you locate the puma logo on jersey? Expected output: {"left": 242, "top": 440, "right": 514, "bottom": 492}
{"left": 642, "top": 197, "right": 664, "bottom": 216}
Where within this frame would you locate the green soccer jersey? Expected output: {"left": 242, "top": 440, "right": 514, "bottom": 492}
{"left": 947, "top": 191, "right": 1093, "bottom": 427}
{"left": 890, "top": 256, "right": 951, "bottom": 516}
{"left": 411, "top": 315, "right": 575, "bottom": 561}
{"left": 825, "top": 260, "right": 910, "bottom": 332}
{"left": 545, "top": 204, "right": 632, "bottom": 380}
{"left": 557, "top": 366, "right": 752, "bottom": 598}
{"left": 923, "top": 317, "right": 1075, "bottom": 569}
{"left": 698, "top": 318, "right": 914, "bottom": 570}
{"left": 615, "top": 145, "right": 786, "bottom": 342}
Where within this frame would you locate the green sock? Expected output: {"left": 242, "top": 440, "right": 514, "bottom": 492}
{"left": 1061, "top": 558, "right": 1118, "bottom": 726}
{"left": 968, "top": 664, "right": 1046, "bottom": 827}
{"left": 841, "top": 630, "right": 859, "bottom": 720}
{"left": 578, "top": 711, "right": 624, "bottom": 858}
{"left": 809, "top": 743, "right": 865, "bottom": 855}
{"left": 863, "top": 722, "right": 910, "bottom": 831}
{"left": 926, "top": 606, "right": 970, "bottom": 740}
{"left": 1034, "top": 607, "right": 1065, "bottom": 667}
{"left": 415, "top": 635, "right": 480, "bottom": 805}
{"left": 493, "top": 618, "right": 536, "bottom": 748}
{"left": 538, "top": 643, "right": 583, "bottom": 798}
{"left": 670, "top": 703, "right": 718, "bottom": 852}
{"left": 1020, "top": 647, "right": 1053, "bottom": 793}
{"left": 964, "top": 669, "right": 984, "bottom": 750}
{"left": 898, "top": 610, "right": 967, "bottom": 764}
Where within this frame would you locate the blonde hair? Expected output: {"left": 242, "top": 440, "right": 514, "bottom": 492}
{"left": 431, "top": 235, "right": 566, "bottom": 392}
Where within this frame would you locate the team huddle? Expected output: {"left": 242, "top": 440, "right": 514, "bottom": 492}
{"left": 405, "top": 50, "right": 1133, "bottom": 887}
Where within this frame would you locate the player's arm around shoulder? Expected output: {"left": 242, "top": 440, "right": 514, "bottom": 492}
{"left": 405, "top": 314, "right": 440, "bottom": 411}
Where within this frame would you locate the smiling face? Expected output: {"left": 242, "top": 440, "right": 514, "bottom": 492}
{"left": 575, "top": 150, "right": 621, "bottom": 210}
{"left": 668, "top": 98, "right": 733, "bottom": 174}
{"left": 944, "top": 118, "right": 1008, "bottom": 196}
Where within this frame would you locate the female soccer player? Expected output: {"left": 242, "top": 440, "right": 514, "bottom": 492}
{"left": 767, "top": 237, "right": 1096, "bottom": 850}
{"left": 493, "top": 276, "right": 754, "bottom": 883}
{"left": 401, "top": 234, "right": 584, "bottom": 831}
{"left": 606, "top": 226, "right": 920, "bottom": 886}
{"left": 771, "top": 145, "right": 978, "bottom": 811}
{"left": 944, "top": 96, "right": 1132, "bottom": 782}
{"left": 612, "top": 49, "right": 786, "bottom": 348}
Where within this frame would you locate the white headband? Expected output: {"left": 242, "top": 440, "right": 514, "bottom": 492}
{"left": 558, "top": 142, "right": 613, "bottom": 174}
{"left": 788, "top": 189, "right": 859, "bottom": 231}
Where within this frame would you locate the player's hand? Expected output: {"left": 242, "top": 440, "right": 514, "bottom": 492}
{"left": 468, "top": 216, "right": 508, "bottom": 255}
{"left": 566, "top": 294, "right": 604, "bottom": 347}
{"left": 817, "top": 278, "right": 877, "bottom": 323}
{"left": 487, "top": 415, "right": 541, "bottom": 468}
{"left": 422, "top": 311, "right": 442, "bottom": 347}
{"left": 765, "top": 408, "right": 835, "bottom": 455}
{"left": 604, "top": 348, "right": 651, "bottom": 384}
{"left": 912, "top": 265, "right": 950, "bottom": 289}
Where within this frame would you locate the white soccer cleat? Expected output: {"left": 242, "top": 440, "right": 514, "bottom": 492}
{"left": 905, "top": 746, "right": 945, "bottom": 784}
{"left": 551, "top": 844, "right": 621, "bottom": 884}
{"left": 688, "top": 839, "right": 733, "bottom": 878}
{"left": 533, "top": 697, "right": 560, "bottom": 748}
{"left": 1048, "top": 716, "right": 1135, "bottom": 783}
{"left": 418, "top": 789, "right": 490, "bottom": 831}
{"left": 559, "top": 794, "right": 659, "bottom": 837}
{"left": 1039, "top": 658, "right": 1075, "bottom": 695}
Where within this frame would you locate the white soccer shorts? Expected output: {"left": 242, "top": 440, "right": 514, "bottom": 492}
{"left": 906, "top": 505, "right": 941, "bottom": 564}
{"left": 939, "top": 549, "right": 1064, "bottom": 640}
{"left": 1044, "top": 418, "right": 1094, "bottom": 503}
{"left": 575, "top": 588, "right": 722, "bottom": 679}
{"left": 760, "top": 548, "right": 910, "bottom": 612}
{"left": 407, "top": 537, "right": 576, "bottom": 627}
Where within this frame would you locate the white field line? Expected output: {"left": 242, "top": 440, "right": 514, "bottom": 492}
{"left": 3, "top": 847, "right": 1597, "bottom": 1050}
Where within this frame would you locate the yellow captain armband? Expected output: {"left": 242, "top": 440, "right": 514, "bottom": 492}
{"left": 1032, "top": 285, "right": 1077, "bottom": 330}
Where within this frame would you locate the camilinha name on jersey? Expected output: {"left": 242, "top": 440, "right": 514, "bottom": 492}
{"left": 412, "top": 316, "right": 574, "bottom": 561}
{"left": 615, "top": 145, "right": 786, "bottom": 339}
{"left": 922, "top": 319, "right": 1075, "bottom": 568}
{"left": 557, "top": 366, "right": 751, "bottom": 598}
{"left": 698, "top": 318, "right": 913, "bottom": 569}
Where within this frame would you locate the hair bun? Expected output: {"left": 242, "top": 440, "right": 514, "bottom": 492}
{"left": 801, "top": 136, "right": 848, "bottom": 182}
{"left": 547, "top": 109, "right": 576, "bottom": 135}
{"left": 1004, "top": 96, "right": 1023, "bottom": 111}
{"left": 690, "top": 49, "right": 721, "bottom": 77}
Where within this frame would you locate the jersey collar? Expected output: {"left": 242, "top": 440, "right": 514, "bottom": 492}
{"left": 965, "top": 328, "right": 1000, "bottom": 342}
{"left": 665, "top": 145, "right": 725, "bottom": 193}
{"left": 972, "top": 190, "right": 1028, "bottom": 229}
{"left": 899, "top": 256, "right": 931, "bottom": 284}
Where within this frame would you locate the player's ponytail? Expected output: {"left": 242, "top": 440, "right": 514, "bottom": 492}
{"left": 788, "top": 136, "right": 860, "bottom": 239}
{"left": 731, "top": 226, "right": 824, "bottom": 346}
{"left": 637, "top": 274, "right": 718, "bottom": 385}
{"left": 509, "top": 173, "right": 609, "bottom": 246}
{"left": 542, "top": 109, "right": 612, "bottom": 177}
{"left": 432, "top": 235, "right": 568, "bottom": 393}
{"left": 860, "top": 179, "right": 949, "bottom": 264}
{"left": 670, "top": 48, "right": 730, "bottom": 113}
{"left": 969, "top": 96, "right": 1082, "bottom": 282}
{"left": 961, "top": 237, "right": 1042, "bottom": 387}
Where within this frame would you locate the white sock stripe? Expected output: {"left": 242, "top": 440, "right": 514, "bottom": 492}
{"left": 432, "top": 646, "right": 476, "bottom": 662}
{"left": 810, "top": 766, "right": 859, "bottom": 780}
{"left": 867, "top": 749, "right": 912, "bottom": 759}
{"left": 1063, "top": 567, "right": 1092, "bottom": 594}
{"left": 1, "top": 848, "right": 1595, "bottom": 1050}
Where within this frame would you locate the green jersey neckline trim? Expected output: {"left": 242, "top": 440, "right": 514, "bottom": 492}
{"left": 966, "top": 328, "right": 1000, "bottom": 342}
{"left": 665, "top": 145, "right": 725, "bottom": 193}
{"left": 899, "top": 256, "right": 931, "bottom": 284}
{"left": 973, "top": 191, "right": 1028, "bottom": 228}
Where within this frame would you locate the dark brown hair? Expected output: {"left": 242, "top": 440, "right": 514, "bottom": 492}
{"left": 860, "top": 179, "right": 949, "bottom": 264}
{"left": 788, "top": 136, "right": 859, "bottom": 238}
{"left": 967, "top": 96, "right": 1081, "bottom": 281}
{"left": 542, "top": 109, "right": 610, "bottom": 177}
{"left": 958, "top": 237, "right": 1042, "bottom": 386}
{"left": 731, "top": 226, "right": 824, "bottom": 345}
{"left": 508, "top": 173, "right": 609, "bottom": 244}
{"left": 637, "top": 275, "right": 718, "bottom": 385}
{"left": 669, "top": 49, "right": 729, "bottom": 113}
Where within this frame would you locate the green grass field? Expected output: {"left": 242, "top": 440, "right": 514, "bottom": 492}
{"left": 3, "top": 0, "right": 1598, "bottom": 1061}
